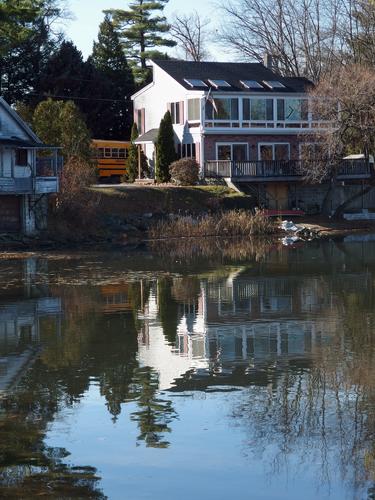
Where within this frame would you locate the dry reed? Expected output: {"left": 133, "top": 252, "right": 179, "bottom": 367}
{"left": 148, "top": 210, "right": 276, "bottom": 240}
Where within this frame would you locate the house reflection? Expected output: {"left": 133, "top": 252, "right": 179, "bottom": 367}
{"left": 0, "top": 258, "right": 62, "bottom": 395}
{"left": 138, "top": 267, "right": 357, "bottom": 390}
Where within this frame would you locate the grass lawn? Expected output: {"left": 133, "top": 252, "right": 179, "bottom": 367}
{"left": 90, "top": 184, "right": 249, "bottom": 217}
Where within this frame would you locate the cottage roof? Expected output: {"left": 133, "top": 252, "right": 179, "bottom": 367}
{"left": 152, "top": 60, "right": 313, "bottom": 93}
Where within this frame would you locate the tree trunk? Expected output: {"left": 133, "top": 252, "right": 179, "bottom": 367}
{"left": 332, "top": 182, "right": 375, "bottom": 219}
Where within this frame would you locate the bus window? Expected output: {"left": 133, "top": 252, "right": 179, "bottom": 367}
{"left": 119, "top": 149, "right": 125, "bottom": 158}
{"left": 97, "top": 148, "right": 104, "bottom": 158}
{"left": 104, "top": 148, "right": 112, "bottom": 158}
{"left": 112, "top": 148, "right": 119, "bottom": 158}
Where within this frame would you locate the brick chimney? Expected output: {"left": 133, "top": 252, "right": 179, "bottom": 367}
{"left": 263, "top": 53, "right": 274, "bottom": 70}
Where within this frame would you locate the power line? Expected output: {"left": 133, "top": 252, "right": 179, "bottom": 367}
{"left": 27, "top": 92, "right": 133, "bottom": 103}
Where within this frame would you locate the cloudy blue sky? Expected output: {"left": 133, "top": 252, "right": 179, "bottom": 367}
{"left": 63, "top": 0, "right": 222, "bottom": 59}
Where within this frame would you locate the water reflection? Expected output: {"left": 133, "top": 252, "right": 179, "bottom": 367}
{"left": 0, "top": 242, "right": 374, "bottom": 497}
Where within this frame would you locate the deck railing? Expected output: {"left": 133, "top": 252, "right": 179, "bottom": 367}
{"left": 204, "top": 159, "right": 372, "bottom": 180}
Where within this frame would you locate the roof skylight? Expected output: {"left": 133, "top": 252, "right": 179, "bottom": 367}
{"left": 208, "top": 79, "right": 231, "bottom": 88}
{"left": 240, "top": 80, "right": 263, "bottom": 89}
{"left": 263, "top": 80, "right": 286, "bottom": 89}
{"left": 184, "top": 78, "right": 208, "bottom": 88}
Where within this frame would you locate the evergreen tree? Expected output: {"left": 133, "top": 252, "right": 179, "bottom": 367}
{"left": 155, "top": 111, "right": 176, "bottom": 183}
{"left": 0, "top": 0, "right": 64, "bottom": 104}
{"left": 90, "top": 15, "right": 135, "bottom": 139}
{"left": 105, "top": 0, "right": 176, "bottom": 83}
{"left": 0, "top": 0, "right": 41, "bottom": 57}
{"left": 157, "top": 277, "right": 180, "bottom": 345}
{"left": 127, "top": 123, "right": 140, "bottom": 182}
{"left": 36, "top": 41, "right": 86, "bottom": 101}
{"left": 34, "top": 41, "right": 116, "bottom": 139}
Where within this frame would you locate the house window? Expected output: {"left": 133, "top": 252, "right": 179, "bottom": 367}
{"left": 136, "top": 108, "right": 145, "bottom": 135}
{"left": 169, "top": 101, "right": 184, "bottom": 124}
{"left": 243, "top": 98, "right": 274, "bottom": 121}
{"left": 299, "top": 143, "right": 324, "bottom": 160}
{"left": 170, "top": 102, "right": 180, "bottom": 124}
{"left": 205, "top": 98, "right": 239, "bottom": 121}
{"left": 179, "top": 143, "right": 196, "bottom": 158}
{"left": 188, "top": 99, "right": 200, "bottom": 121}
{"left": 16, "top": 149, "right": 28, "bottom": 166}
{"left": 277, "top": 98, "right": 308, "bottom": 121}
{"left": 259, "top": 143, "right": 290, "bottom": 161}
{"left": 217, "top": 143, "right": 248, "bottom": 161}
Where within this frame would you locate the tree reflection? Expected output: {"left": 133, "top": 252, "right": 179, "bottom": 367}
{"left": 0, "top": 375, "right": 105, "bottom": 498}
{"left": 130, "top": 367, "right": 176, "bottom": 448}
{"left": 157, "top": 277, "right": 180, "bottom": 345}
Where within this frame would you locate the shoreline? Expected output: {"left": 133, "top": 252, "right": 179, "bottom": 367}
{"left": 0, "top": 216, "right": 375, "bottom": 253}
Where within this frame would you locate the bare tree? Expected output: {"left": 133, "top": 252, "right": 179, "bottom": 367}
{"left": 218, "top": 0, "right": 353, "bottom": 82}
{"left": 170, "top": 11, "right": 210, "bottom": 62}
{"left": 301, "top": 64, "right": 375, "bottom": 214}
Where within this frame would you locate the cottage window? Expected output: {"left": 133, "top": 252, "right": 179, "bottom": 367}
{"left": 16, "top": 149, "right": 28, "bottom": 166}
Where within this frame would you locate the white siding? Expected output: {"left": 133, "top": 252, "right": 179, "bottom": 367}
{"left": 133, "top": 63, "right": 204, "bottom": 143}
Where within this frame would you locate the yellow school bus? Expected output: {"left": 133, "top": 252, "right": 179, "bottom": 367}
{"left": 92, "top": 139, "right": 131, "bottom": 182}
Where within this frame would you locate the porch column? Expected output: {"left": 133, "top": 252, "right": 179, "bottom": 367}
{"left": 137, "top": 145, "right": 141, "bottom": 180}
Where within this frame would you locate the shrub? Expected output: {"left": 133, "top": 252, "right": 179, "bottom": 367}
{"left": 170, "top": 158, "right": 200, "bottom": 186}
{"left": 52, "top": 156, "right": 100, "bottom": 227}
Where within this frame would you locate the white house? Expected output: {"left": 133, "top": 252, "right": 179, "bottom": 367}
{"left": 0, "top": 97, "right": 60, "bottom": 234}
{"left": 132, "top": 60, "right": 371, "bottom": 212}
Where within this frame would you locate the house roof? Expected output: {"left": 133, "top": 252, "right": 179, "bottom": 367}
{"left": 0, "top": 138, "right": 58, "bottom": 148}
{"left": 152, "top": 60, "right": 313, "bottom": 93}
{"left": 134, "top": 128, "right": 159, "bottom": 144}
{"left": 0, "top": 97, "right": 43, "bottom": 144}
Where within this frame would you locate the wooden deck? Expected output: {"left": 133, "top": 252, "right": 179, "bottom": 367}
{"left": 204, "top": 160, "right": 372, "bottom": 182}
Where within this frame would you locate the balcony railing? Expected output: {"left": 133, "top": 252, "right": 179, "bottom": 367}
{"left": 204, "top": 159, "right": 372, "bottom": 181}
{"left": 0, "top": 177, "right": 32, "bottom": 193}
{"left": 0, "top": 156, "right": 62, "bottom": 195}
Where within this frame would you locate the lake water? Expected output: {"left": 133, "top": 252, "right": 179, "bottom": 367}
{"left": 0, "top": 239, "right": 375, "bottom": 499}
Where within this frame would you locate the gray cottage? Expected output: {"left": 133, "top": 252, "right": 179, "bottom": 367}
{"left": 0, "top": 98, "right": 60, "bottom": 234}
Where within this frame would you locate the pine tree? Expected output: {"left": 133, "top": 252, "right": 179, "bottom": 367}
{"left": 90, "top": 15, "right": 135, "bottom": 139}
{"left": 127, "top": 122, "right": 139, "bottom": 182}
{"left": 105, "top": 0, "right": 176, "bottom": 83}
{"left": 0, "top": 0, "right": 63, "bottom": 104}
{"left": 155, "top": 111, "right": 176, "bottom": 183}
{"left": 36, "top": 41, "right": 86, "bottom": 100}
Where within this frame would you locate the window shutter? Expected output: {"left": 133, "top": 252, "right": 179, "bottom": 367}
{"left": 141, "top": 108, "right": 145, "bottom": 135}
{"left": 179, "top": 102, "right": 184, "bottom": 124}
{"left": 134, "top": 108, "right": 138, "bottom": 126}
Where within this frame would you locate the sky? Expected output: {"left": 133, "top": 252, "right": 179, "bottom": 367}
{"left": 62, "top": 0, "right": 221, "bottom": 60}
